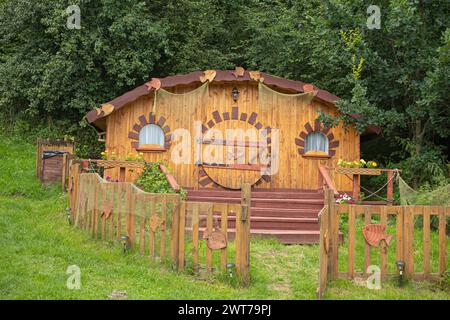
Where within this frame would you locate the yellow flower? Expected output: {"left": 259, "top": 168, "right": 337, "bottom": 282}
{"left": 372, "top": 162, "right": 377, "bottom": 167}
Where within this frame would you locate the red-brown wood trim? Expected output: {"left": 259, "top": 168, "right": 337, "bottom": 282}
{"left": 302, "top": 153, "right": 332, "bottom": 159}
{"left": 159, "top": 164, "right": 181, "bottom": 192}
{"left": 201, "top": 139, "right": 264, "bottom": 147}
{"left": 248, "top": 112, "right": 258, "bottom": 125}
{"left": 212, "top": 110, "right": 222, "bottom": 123}
{"left": 136, "top": 146, "right": 167, "bottom": 152}
{"left": 318, "top": 166, "right": 339, "bottom": 195}
{"left": 304, "top": 122, "right": 314, "bottom": 133}
{"left": 202, "top": 164, "right": 268, "bottom": 172}
{"left": 128, "top": 131, "right": 139, "bottom": 140}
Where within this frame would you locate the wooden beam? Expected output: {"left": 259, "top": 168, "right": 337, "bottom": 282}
{"left": 236, "top": 183, "right": 251, "bottom": 286}
{"left": 352, "top": 174, "right": 360, "bottom": 201}
{"left": 387, "top": 171, "right": 394, "bottom": 205}
{"left": 318, "top": 166, "right": 338, "bottom": 195}
{"left": 159, "top": 164, "right": 181, "bottom": 192}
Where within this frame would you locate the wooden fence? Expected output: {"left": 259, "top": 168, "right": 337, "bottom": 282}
{"left": 68, "top": 164, "right": 251, "bottom": 285}
{"left": 317, "top": 188, "right": 449, "bottom": 298}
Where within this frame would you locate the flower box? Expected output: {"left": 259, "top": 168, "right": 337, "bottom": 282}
{"left": 335, "top": 167, "right": 382, "bottom": 176}
{"left": 95, "top": 160, "right": 146, "bottom": 169}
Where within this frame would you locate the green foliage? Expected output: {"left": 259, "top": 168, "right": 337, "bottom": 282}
{"left": 0, "top": 0, "right": 449, "bottom": 188}
{"left": 0, "top": 138, "right": 449, "bottom": 299}
{"left": 135, "top": 161, "right": 186, "bottom": 199}
{"left": 339, "top": 29, "right": 364, "bottom": 80}
{"left": 0, "top": 136, "right": 61, "bottom": 199}
{"left": 396, "top": 144, "right": 448, "bottom": 188}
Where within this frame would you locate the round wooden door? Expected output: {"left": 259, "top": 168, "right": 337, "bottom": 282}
{"left": 198, "top": 108, "right": 272, "bottom": 190}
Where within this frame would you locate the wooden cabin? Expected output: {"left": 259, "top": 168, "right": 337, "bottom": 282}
{"left": 86, "top": 68, "right": 378, "bottom": 243}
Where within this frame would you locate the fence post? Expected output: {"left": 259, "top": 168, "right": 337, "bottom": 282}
{"left": 170, "top": 198, "right": 180, "bottom": 268}
{"left": 438, "top": 206, "right": 447, "bottom": 275}
{"left": 325, "top": 188, "right": 338, "bottom": 279}
{"left": 403, "top": 206, "right": 414, "bottom": 279}
{"left": 236, "top": 183, "right": 251, "bottom": 286}
{"left": 61, "top": 153, "right": 68, "bottom": 191}
{"left": 70, "top": 163, "right": 80, "bottom": 223}
{"left": 386, "top": 171, "right": 394, "bottom": 205}
{"left": 317, "top": 199, "right": 329, "bottom": 299}
{"left": 178, "top": 200, "right": 186, "bottom": 271}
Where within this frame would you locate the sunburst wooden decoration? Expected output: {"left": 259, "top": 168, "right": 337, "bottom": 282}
{"left": 145, "top": 78, "right": 161, "bottom": 91}
{"left": 303, "top": 84, "right": 315, "bottom": 92}
{"left": 101, "top": 103, "right": 115, "bottom": 116}
{"left": 249, "top": 71, "right": 264, "bottom": 82}
{"left": 232, "top": 66, "right": 245, "bottom": 78}
{"left": 200, "top": 70, "right": 216, "bottom": 83}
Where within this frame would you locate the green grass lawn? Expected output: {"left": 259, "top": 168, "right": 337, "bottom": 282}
{"left": 0, "top": 137, "right": 449, "bottom": 299}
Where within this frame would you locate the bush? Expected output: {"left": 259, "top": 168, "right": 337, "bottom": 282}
{"left": 135, "top": 161, "right": 186, "bottom": 199}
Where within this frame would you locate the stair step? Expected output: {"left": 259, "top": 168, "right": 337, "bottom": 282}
{"left": 250, "top": 207, "right": 320, "bottom": 218}
{"left": 192, "top": 228, "right": 322, "bottom": 244}
{"left": 251, "top": 200, "right": 323, "bottom": 209}
{"left": 187, "top": 196, "right": 323, "bottom": 206}
{"left": 187, "top": 190, "right": 323, "bottom": 199}
{"left": 197, "top": 215, "right": 319, "bottom": 231}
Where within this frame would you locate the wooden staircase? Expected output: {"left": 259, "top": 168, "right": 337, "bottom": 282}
{"left": 186, "top": 188, "right": 324, "bottom": 244}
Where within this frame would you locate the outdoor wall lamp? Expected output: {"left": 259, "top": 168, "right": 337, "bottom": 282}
{"left": 231, "top": 87, "right": 239, "bottom": 102}
{"left": 121, "top": 235, "right": 130, "bottom": 253}
{"left": 395, "top": 260, "right": 405, "bottom": 287}
{"left": 226, "top": 263, "right": 236, "bottom": 278}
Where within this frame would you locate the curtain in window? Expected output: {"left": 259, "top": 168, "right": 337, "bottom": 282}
{"left": 139, "top": 124, "right": 164, "bottom": 146}
{"left": 305, "top": 132, "right": 328, "bottom": 153}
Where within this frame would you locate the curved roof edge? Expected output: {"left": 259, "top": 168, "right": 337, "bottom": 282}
{"left": 85, "top": 69, "right": 380, "bottom": 135}
{"left": 86, "top": 69, "right": 339, "bottom": 124}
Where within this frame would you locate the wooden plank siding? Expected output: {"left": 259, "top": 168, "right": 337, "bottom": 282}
{"left": 103, "top": 82, "right": 359, "bottom": 191}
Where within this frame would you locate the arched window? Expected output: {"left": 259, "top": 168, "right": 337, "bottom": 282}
{"left": 304, "top": 132, "right": 328, "bottom": 154}
{"left": 139, "top": 124, "right": 164, "bottom": 147}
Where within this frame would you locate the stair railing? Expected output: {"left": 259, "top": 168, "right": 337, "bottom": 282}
{"left": 159, "top": 164, "right": 181, "bottom": 193}
{"left": 318, "top": 166, "right": 339, "bottom": 195}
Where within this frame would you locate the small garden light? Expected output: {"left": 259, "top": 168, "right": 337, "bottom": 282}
{"left": 396, "top": 260, "right": 405, "bottom": 287}
{"left": 226, "top": 263, "right": 236, "bottom": 278}
{"left": 121, "top": 235, "right": 130, "bottom": 253}
{"left": 65, "top": 208, "right": 72, "bottom": 225}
